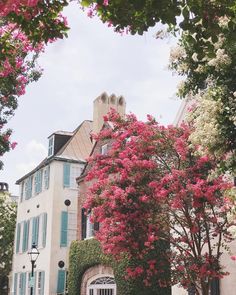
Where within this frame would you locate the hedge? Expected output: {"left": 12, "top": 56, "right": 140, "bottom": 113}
{"left": 68, "top": 238, "right": 171, "bottom": 295}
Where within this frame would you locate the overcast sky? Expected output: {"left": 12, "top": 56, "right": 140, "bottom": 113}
{"left": 1, "top": 3, "right": 183, "bottom": 195}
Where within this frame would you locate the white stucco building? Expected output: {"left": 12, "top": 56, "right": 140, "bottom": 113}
{"left": 11, "top": 92, "right": 126, "bottom": 295}
{"left": 11, "top": 120, "right": 93, "bottom": 295}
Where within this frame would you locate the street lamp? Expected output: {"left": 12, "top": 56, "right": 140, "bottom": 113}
{"left": 28, "top": 243, "right": 39, "bottom": 295}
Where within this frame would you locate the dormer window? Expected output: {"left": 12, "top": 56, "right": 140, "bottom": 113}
{"left": 48, "top": 136, "right": 54, "bottom": 157}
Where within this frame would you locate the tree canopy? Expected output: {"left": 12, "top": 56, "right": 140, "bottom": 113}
{"left": 0, "top": 0, "right": 235, "bottom": 171}
{"left": 84, "top": 111, "right": 236, "bottom": 295}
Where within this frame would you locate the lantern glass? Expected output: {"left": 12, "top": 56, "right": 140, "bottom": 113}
{"left": 28, "top": 243, "right": 39, "bottom": 263}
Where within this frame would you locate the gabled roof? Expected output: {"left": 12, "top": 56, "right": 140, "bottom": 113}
{"left": 16, "top": 120, "right": 93, "bottom": 184}
{"left": 77, "top": 121, "right": 112, "bottom": 184}
{"left": 56, "top": 120, "right": 93, "bottom": 161}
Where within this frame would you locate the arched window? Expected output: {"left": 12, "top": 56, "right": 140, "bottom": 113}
{"left": 87, "top": 276, "right": 116, "bottom": 295}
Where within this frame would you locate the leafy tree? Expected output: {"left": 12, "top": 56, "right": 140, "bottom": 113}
{"left": 0, "top": 0, "right": 235, "bottom": 171}
{"left": 169, "top": 16, "right": 236, "bottom": 174}
{"left": 84, "top": 111, "right": 236, "bottom": 295}
{"left": 0, "top": 191, "right": 17, "bottom": 294}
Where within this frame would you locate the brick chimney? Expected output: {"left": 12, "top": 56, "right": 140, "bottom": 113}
{"left": 92, "top": 92, "right": 126, "bottom": 135}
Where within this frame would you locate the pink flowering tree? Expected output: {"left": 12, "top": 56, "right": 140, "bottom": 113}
{"left": 0, "top": 0, "right": 69, "bottom": 168}
{"left": 0, "top": 20, "right": 45, "bottom": 168}
{"left": 84, "top": 111, "right": 235, "bottom": 295}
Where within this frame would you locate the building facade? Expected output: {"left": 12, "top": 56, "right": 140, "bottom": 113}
{"left": 11, "top": 92, "right": 125, "bottom": 295}
{"left": 11, "top": 120, "right": 93, "bottom": 295}
{"left": 74, "top": 94, "right": 126, "bottom": 295}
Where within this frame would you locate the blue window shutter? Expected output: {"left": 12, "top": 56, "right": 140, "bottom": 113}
{"left": 32, "top": 218, "right": 36, "bottom": 245}
{"left": 16, "top": 223, "right": 21, "bottom": 253}
{"left": 40, "top": 271, "right": 45, "bottom": 295}
{"left": 25, "top": 220, "right": 29, "bottom": 251}
{"left": 44, "top": 166, "right": 50, "bottom": 189}
{"left": 26, "top": 176, "right": 33, "bottom": 199}
{"left": 42, "top": 213, "right": 47, "bottom": 248}
{"left": 60, "top": 211, "right": 68, "bottom": 247}
{"left": 19, "top": 273, "right": 26, "bottom": 295}
{"left": 63, "top": 163, "right": 70, "bottom": 187}
{"left": 34, "top": 172, "right": 38, "bottom": 195}
{"left": 29, "top": 176, "right": 33, "bottom": 198}
{"left": 20, "top": 182, "right": 24, "bottom": 202}
{"left": 14, "top": 273, "right": 18, "bottom": 295}
{"left": 22, "top": 221, "right": 28, "bottom": 252}
{"left": 35, "top": 170, "right": 42, "bottom": 194}
{"left": 35, "top": 216, "right": 39, "bottom": 246}
{"left": 32, "top": 217, "right": 39, "bottom": 246}
{"left": 22, "top": 273, "right": 26, "bottom": 295}
{"left": 38, "top": 170, "right": 42, "bottom": 193}
{"left": 25, "top": 178, "right": 29, "bottom": 200}
{"left": 57, "top": 270, "right": 66, "bottom": 293}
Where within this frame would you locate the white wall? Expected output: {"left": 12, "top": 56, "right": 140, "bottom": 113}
{"left": 11, "top": 159, "right": 84, "bottom": 295}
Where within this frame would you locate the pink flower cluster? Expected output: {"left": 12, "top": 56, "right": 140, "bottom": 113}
{"left": 0, "top": 24, "right": 44, "bottom": 97}
{"left": 0, "top": 0, "right": 40, "bottom": 17}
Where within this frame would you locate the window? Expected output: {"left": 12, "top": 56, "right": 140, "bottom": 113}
{"left": 37, "top": 213, "right": 47, "bottom": 249}
{"left": 88, "top": 276, "right": 116, "bottom": 295}
{"left": 86, "top": 214, "right": 94, "bottom": 239}
{"left": 42, "top": 213, "right": 47, "bottom": 248}
{"left": 101, "top": 144, "right": 108, "bottom": 155}
{"left": 70, "top": 165, "right": 82, "bottom": 188}
{"left": 25, "top": 176, "right": 33, "bottom": 200}
{"left": 44, "top": 166, "right": 50, "bottom": 190}
{"left": 48, "top": 136, "right": 54, "bottom": 157}
{"left": 20, "top": 182, "right": 24, "bottom": 202}
{"left": 63, "top": 163, "right": 82, "bottom": 189}
{"left": 27, "top": 272, "right": 31, "bottom": 295}
{"left": 81, "top": 209, "right": 99, "bottom": 240}
{"left": 37, "top": 271, "right": 45, "bottom": 295}
{"left": 68, "top": 211, "right": 77, "bottom": 244}
{"left": 34, "top": 170, "right": 43, "bottom": 195}
{"left": 19, "top": 273, "right": 26, "bottom": 295}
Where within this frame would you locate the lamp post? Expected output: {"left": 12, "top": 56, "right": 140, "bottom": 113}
{"left": 28, "top": 243, "right": 39, "bottom": 295}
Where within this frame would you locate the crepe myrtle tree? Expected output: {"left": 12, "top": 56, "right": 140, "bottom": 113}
{"left": 0, "top": 19, "right": 45, "bottom": 169}
{"left": 84, "top": 110, "right": 236, "bottom": 295}
{"left": 0, "top": 0, "right": 69, "bottom": 168}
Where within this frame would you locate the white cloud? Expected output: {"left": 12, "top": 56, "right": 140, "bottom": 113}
{"left": 26, "top": 140, "right": 47, "bottom": 159}
{"left": 15, "top": 140, "right": 47, "bottom": 175}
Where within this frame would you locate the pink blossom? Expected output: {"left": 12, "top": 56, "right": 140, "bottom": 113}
{"left": 231, "top": 256, "right": 236, "bottom": 261}
{"left": 11, "top": 142, "right": 18, "bottom": 149}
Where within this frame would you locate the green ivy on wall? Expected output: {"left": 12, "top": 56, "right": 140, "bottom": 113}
{"left": 68, "top": 239, "right": 171, "bottom": 295}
